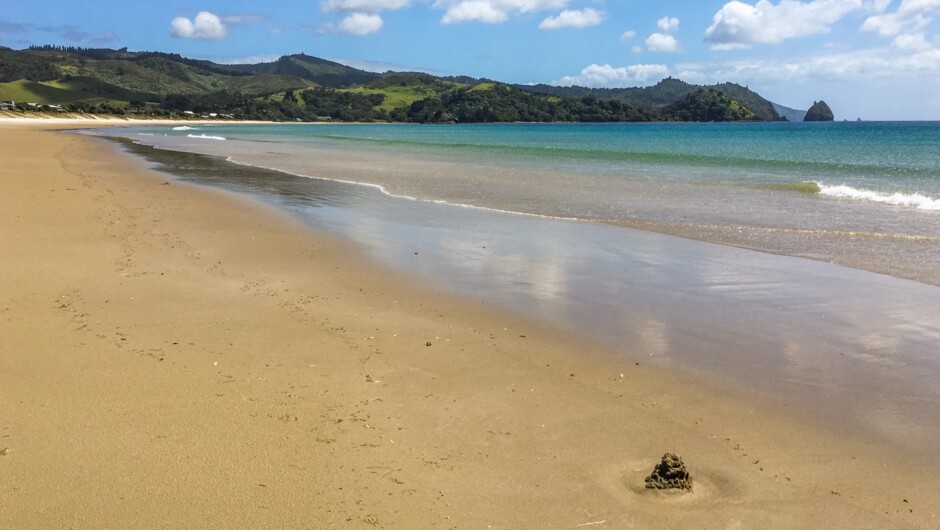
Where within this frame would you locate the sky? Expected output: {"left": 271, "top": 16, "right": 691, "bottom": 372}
{"left": 3, "top": 1, "right": 940, "bottom": 119}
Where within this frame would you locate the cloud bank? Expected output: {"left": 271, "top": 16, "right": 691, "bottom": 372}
{"left": 435, "top": 0, "right": 569, "bottom": 24}
{"left": 554, "top": 63, "right": 670, "bottom": 87}
{"left": 705, "top": 0, "right": 863, "bottom": 49}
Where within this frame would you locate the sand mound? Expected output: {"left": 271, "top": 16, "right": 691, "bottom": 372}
{"left": 645, "top": 453, "right": 692, "bottom": 490}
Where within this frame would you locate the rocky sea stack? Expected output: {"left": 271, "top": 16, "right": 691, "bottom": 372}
{"left": 645, "top": 453, "right": 693, "bottom": 490}
{"left": 804, "top": 100, "right": 834, "bottom": 122}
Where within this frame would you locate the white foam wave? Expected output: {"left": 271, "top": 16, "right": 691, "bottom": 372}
{"left": 173, "top": 126, "right": 198, "bottom": 131}
{"left": 817, "top": 183, "right": 940, "bottom": 211}
{"left": 187, "top": 133, "right": 226, "bottom": 141}
{"left": 221, "top": 156, "right": 583, "bottom": 223}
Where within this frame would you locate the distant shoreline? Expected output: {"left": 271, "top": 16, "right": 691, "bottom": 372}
{"left": 4, "top": 112, "right": 938, "bottom": 125}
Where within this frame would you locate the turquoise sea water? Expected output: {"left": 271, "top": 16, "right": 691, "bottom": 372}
{"left": 108, "top": 122, "right": 940, "bottom": 283}
{"left": 164, "top": 121, "right": 940, "bottom": 195}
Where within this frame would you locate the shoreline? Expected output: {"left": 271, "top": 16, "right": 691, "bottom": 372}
{"left": 0, "top": 115, "right": 289, "bottom": 126}
{"left": 99, "top": 121, "right": 940, "bottom": 286}
{"left": 2, "top": 122, "right": 938, "bottom": 528}
{"left": 108, "top": 132, "right": 940, "bottom": 458}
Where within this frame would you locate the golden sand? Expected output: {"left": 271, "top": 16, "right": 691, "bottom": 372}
{"left": 1, "top": 122, "right": 936, "bottom": 528}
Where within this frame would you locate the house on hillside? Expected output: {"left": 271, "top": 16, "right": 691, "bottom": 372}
{"left": 0, "top": 101, "right": 14, "bottom": 110}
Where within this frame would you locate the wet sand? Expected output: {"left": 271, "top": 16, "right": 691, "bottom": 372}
{"left": 2, "top": 122, "right": 938, "bottom": 528}
{"left": 116, "top": 135, "right": 940, "bottom": 457}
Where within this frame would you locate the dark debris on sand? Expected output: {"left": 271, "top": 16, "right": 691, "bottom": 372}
{"left": 645, "top": 453, "right": 693, "bottom": 490}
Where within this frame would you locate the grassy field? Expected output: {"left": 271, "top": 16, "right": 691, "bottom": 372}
{"left": 0, "top": 80, "right": 77, "bottom": 104}
{"left": 342, "top": 85, "right": 431, "bottom": 112}
{"left": 0, "top": 78, "right": 157, "bottom": 106}
{"left": 468, "top": 82, "right": 496, "bottom": 92}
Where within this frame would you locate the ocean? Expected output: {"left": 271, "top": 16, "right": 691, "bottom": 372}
{"left": 96, "top": 122, "right": 940, "bottom": 454}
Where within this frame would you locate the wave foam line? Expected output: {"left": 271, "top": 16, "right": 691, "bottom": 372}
{"left": 187, "top": 133, "right": 226, "bottom": 141}
{"left": 657, "top": 222, "right": 940, "bottom": 242}
{"left": 212, "top": 157, "right": 940, "bottom": 237}
{"left": 173, "top": 126, "right": 199, "bottom": 131}
{"left": 816, "top": 182, "right": 940, "bottom": 211}
{"left": 222, "top": 156, "right": 585, "bottom": 223}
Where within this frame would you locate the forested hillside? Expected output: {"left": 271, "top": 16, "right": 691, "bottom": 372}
{"left": 0, "top": 46, "right": 795, "bottom": 123}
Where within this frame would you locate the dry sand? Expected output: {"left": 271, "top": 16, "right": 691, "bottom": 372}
{"left": 1, "top": 122, "right": 937, "bottom": 529}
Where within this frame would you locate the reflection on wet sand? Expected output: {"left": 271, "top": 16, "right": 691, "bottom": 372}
{"left": 113, "top": 136, "right": 940, "bottom": 458}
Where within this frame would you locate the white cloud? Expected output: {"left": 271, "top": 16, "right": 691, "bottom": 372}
{"left": 862, "top": 0, "right": 940, "bottom": 36}
{"left": 440, "top": 1, "right": 509, "bottom": 23}
{"left": 657, "top": 16, "right": 680, "bottom": 32}
{"left": 705, "top": 0, "right": 863, "bottom": 49}
{"left": 539, "top": 8, "right": 604, "bottom": 29}
{"left": 320, "top": 0, "right": 407, "bottom": 35}
{"left": 435, "top": 0, "right": 569, "bottom": 24}
{"left": 339, "top": 13, "right": 385, "bottom": 34}
{"left": 646, "top": 32, "right": 680, "bottom": 52}
{"left": 862, "top": 12, "right": 931, "bottom": 35}
{"left": 892, "top": 32, "right": 933, "bottom": 50}
{"left": 171, "top": 11, "right": 228, "bottom": 40}
{"left": 674, "top": 45, "right": 940, "bottom": 85}
{"left": 554, "top": 63, "right": 670, "bottom": 87}
{"left": 321, "top": 0, "right": 412, "bottom": 13}
{"left": 867, "top": 0, "right": 892, "bottom": 12}
{"left": 620, "top": 30, "right": 636, "bottom": 41}
{"left": 865, "top": 0, "right": 894, "bottom": 13}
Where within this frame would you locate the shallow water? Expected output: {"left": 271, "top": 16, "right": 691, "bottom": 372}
{"left": 101, "top": 123, "right": 940, "bottom": 284}
{"left": 108, "top": 137, "right": 940, "bottom": 457}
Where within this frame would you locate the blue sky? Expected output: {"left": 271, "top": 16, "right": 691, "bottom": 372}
{"left": 3, "top": 1, "right": 940, "bottom": 119}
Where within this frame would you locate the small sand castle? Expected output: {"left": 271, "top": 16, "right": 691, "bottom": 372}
{"left": 645, "top": 453, "right": 693, "bottom": 490}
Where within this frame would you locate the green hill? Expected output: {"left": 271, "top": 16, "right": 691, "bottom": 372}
{"left": 518, "top": 77, "right": 782, "bottom": 121}
{"left": 339, "top": 73, "right": 465, "bottom": 112}
{"left": 0, "top": 47, "right": 322, "bottom": 104}
{"left": 708, "top": 83, "right": 778, "bottom": 121}
{"left": 222, "top": 54, "right": 379, "bottom": 88}
{"left": 665, "top": 88, "right": 756, "bottom": 122}
{"left": 0, "top": 46, "right": 793, "bottom": 123}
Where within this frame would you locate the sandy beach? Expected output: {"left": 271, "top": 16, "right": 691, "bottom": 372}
{"left": 2, "top": 121, "right": 937, "bottom": 528}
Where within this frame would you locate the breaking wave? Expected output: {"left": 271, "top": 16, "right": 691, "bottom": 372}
{"left": 172, "top": 126, "right": 199, "bottom": 131}
{"left": 187, "top": 133, "right": 226, "bottom": 141}
{"left": 816, "top": 183, "right": 940, "bottom": 211}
